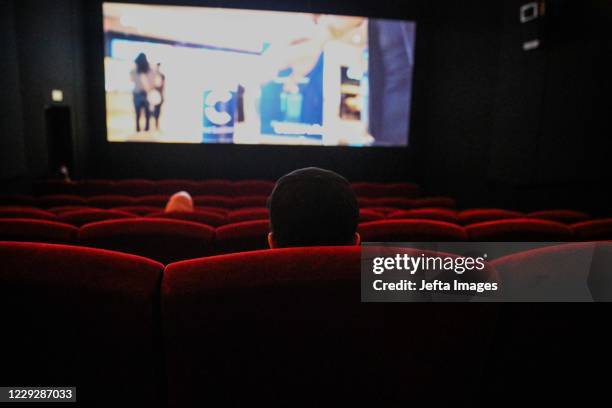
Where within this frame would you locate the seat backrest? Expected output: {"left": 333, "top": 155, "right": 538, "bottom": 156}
{"left": 193, "top": 195, "right": 232, "bottom": 209}
{"left": 113, "top": 205, "right": 164, "bottom": 216}
{"left": 112, "top": 179, "right": 156, "bottom": 195}
{"left": 214, "top": 220, "right": 270, "bottom": 254}
{"left": 37, "top": 194, "right": 86, "bottom": 208}
{"left": 86, "top": 195, "right": 137, "bottom": 208}
{"left": 227, "top": 208, "right": 269, "bottom": 223}
{"left": 228, "top": 195, "right": 269, "bottom": 209}
{"left": 147, "top": 210, "right": 227, "bottom": 227}
{"left": 458, "top": 208, "right": 525, "bottom": 225}
{"left": 0, "top": 207, "right": 58, "bottom": 220}
{"left": 387, "top": 208, "right": 459, "bottom": 224}
{"left": 0, "top": 242, "right": 164, "bottom": 406}
{"left": 359, "top": 219, "right": 468, "bottom": 242}
{"left": 571, "top": 218, "right": 612, "bottom": 241}
{"left": 229, "top": 180, "right": 275, "bottom": 196}
{"left": 162, "top": 246, "right": 496, "bottom": 406}
{"left": 466, "top": 218, "right": 574, "bottom": 241}
{"left": 191, "top": 180, "right": 233, "bottom": 195}
{"left": 351, "top": 182, "right": 420, "bottom": 198}
{"left": 0, "top": 219, "right": 77, "bottom": 243}
{"left": 528, "top": 210, "right": 591, "bottom": 224}
{"left": 359, "top": 208, "right": 385, "bottom": 223}
{"left": 491, "top": 242, "right": 612, "bottom": 301}
{"left": 79, "top": 218, "right": 215, "bottom": 263}
{"left": 57, "top": 209, "right": 136, "bottom": 227}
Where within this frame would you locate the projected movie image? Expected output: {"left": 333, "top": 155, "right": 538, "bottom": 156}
{"left": 103, "top": 3, "right": 415, "bottom": 146}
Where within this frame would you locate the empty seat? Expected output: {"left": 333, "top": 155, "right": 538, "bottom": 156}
{"left": 412, "top": 197, "right": 457, "bottom": 208}
{"left": 458, "top": 208, "right": 525, "bottom": 225}
{"left": 362, "top": 206, "right": 402, "bottom": 215}
{"left": 148, "top": 210, "right": 227, "bottom": 227}
{"left": 79, "top": 218, "right": 215, "bottom": 264}
{"left": 528, "top": 210, "right": 591, "bottom": 224}
{"left": 37, "top": 195, "right": 86, "bottom": 208}
{"left": 387, "top": 208, "right": 459, "bottom": 224}
{"left": 0, "top": 219, "right": 77, "bottom": 243}
{"left": 351, "top": 182, "right": 420, "bottom": 198}
{"left": 0, "top": 194, "right": 36, "bottom": 206}
{"left": 86, "top": 195, "right": 136, "bottom": 208}
{"left": 359, "top": 220, "right": 468, "bottom": 242}
{"left": 152, "top": 180, "right": 199, "bottom": 195}
{"left": 466, "top": 219, "right": 573, "bottom": 241}
{"left": 227, "top": 208, "right": 269, "bottom": 223}
{"left": 57, "top": 209, "right": 136, "bottom": 227}
{"left": 162, "top": 246, "right": 495, "bottom": 406}
{"left": 191, "top": 180, "right": 233, "bottom": 195}
{"left": 193, "top": 195, "right": 231, "bottom": 208}
{"left": 229, "top": 195, "right": 269, "bottom": 209}
{"left": 571, "top": 219, "right": 612, "bottom": 241}
{"left": 112, "top": 179, "right": 156, "bottom": 196}
{"left": 113, "top": 205, "right": 163, "bottom": 215}
{"left": 229, "top": 180, "right": 275, "bottom": 196}
{"left": 491, "top": 242, "right": 612, "bottom": 301}
{"left": 135, "top": 195, "right": 171, "bottom": 207}
{"left": 48, "top": 205, "right": 99, "bottom": 214}
{"left": 358, "top": 197, "right": 415, "bottom": 209}
{"left": 0, "top": 207, "right": 58, "bottom": 220}
{"left": 214, "top": 220, "right": 270, "bottom": 254}
{"left": 77, "top": 180, "right": 116, "bottom": 196}
{"left": 0, "top": 242, "right": 163, "bottom": 406}
{"left": 359, "top": 209, "right": 385, "bottom": 223}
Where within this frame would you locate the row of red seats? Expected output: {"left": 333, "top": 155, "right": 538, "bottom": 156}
{"left": 1, "top": 217, "right": 610, "bottom": 263}
{"left": 33, "top": 179, "right": 421, "bottom": 198}
{"left": 1, "top": 241, "right": 609, "bottom": 405}
{"left": 0, "top": 206, "right": 595, "bottom": 226}
{"left": 1, "top": 194, "right": 442, "bottom": 209}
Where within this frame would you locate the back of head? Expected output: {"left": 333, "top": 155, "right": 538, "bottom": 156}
{"left": 268, "top": 167, "right": 359, "bottom": 247}
{"left": 165, "top": 191, "right": 194, "bottom": 213}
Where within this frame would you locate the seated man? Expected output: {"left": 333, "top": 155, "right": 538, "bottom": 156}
{"left": 267, "top": 167, "right": 360, "bottom": 248}
{"left": 165, "top": 191, "right": 194, "bottom": 213}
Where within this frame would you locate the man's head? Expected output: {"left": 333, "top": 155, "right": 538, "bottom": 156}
{"left": 267, "top": 167, "right": 360, "bottom": 248}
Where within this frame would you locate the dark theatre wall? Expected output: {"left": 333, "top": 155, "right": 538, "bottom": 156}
{"left": 0, "top": 0, "right": 611, "bottom": 213}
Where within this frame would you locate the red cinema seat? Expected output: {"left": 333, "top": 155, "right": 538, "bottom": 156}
{"left": 0, "top": 207, "right": 58, "bottom": 221}
{"left": 191, "top": 180, "right": 232, "bottom": 195}
{"left": 491, "top": 242, "right": 612, "bottom": 301}
{"left": 76, "top": 180, "right": 115, "bottom": 196}
{"left": 197, "top": 206, "right": 228, "bottom": 215}
{"left": 0, "top": 219, "right": 77, "bottom": 243}
{"left": 227, "top": 208, "right": 269, "bottom": 223}
{"left": 458, "top": 209, "right": 525, "bottom": 225}
{"left": 0, "top": 242, "right": 163, "bottom": 406}
{"left": 113, "top": 205, "right": 164, "bottom": 216}
{"left": 193, "top": 195, "right": 231, "bottom": 208}
{"left": 79, "top": 218, "right": 215, "bottom": 264}
{"left": 33, "top": 180, "right": 77, "bottom": 195}
{"left": 466, "top": 219, "right": 574, "bottom": 241}
{"left": 351, "top": 182, "right": 420, "bottom": 198}
{"left": 571, "top": 219, "right": 612, "bottom": 241}
{"left": 147, "top": 210, "right": 227, "bottom": 227}
{"left": 0, "top": 194, "right": 36, "bottom": 206}
{"left": 359, "top": 209, "right": 385, "bottom": 223}
{"left": 48, "top": 205, "right": 99, "bottom": 214}
{"left": 37, "top": 195, "right": 86, "bottom": 208}
{"left": 135, "top": 195, "right": 171, "bottom": 207}
{"left": 362, "top": 206, "right": 402, "bottom": 215}
{"left": 358, "top": 197, "right": 415, "bottom": 209}
{"left": 86, "top": 195, "right": 136, "bottom": 208}
{"left": 528, "top": 210, "right": 591, "bottom": 224}
{"left": 359, "top": 220, "right": 468, "bottom": 242}
{"left": 387, "top": 208, "right": 459, "bottom": 224}
{"left": 229, "top": 195, "right": 269, "bottom": 209}
{"left": 229, "top": 180, "right": 275, "bottom": 196}
{"left": 153, "top": 180, "right": 199, "bottom": 195}
{"left": 58, "top": 209, "right": 136, "bottom": 227}
{"left": 162, "top": 246, "right": 496, "bottom": 406}
{"left": 112, "top": 179, "right": 156, "bottom": 195}
{"left": 214, "top": 220, "right": 270, "bottom": 254}
{"left": 412, "top": 197, "right": 457, "bottom": 209}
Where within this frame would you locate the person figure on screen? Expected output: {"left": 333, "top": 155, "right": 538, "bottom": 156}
{"left": 130, "top": 53, "right": 155, "bottom": 133}
{"left": 151, "top": 63, "right": 166, "bottom": 131}
{"left": 267, "top": 167, "right": 360, "bottom": 248}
